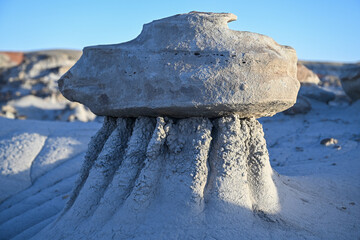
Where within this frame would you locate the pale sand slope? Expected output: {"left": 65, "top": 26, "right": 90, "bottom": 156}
{"left": 0, "top": 118, "right": 101, "bottom": 223}
{"left": 0, "top": 98, "right": 359, "bottom": 239}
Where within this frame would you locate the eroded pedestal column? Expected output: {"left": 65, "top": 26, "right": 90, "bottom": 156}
{"left": 38, "top": 115, "right": 279, "bottom": 239}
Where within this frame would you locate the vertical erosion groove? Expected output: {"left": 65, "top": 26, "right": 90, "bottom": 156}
{"left": 162, "top": 117, "right": 213, "bottom": 211}
{"left": 124, "top": 117, "right": 168, "bottom": 211}
{"left": 89, "top": 117, "right": 156, "bottom": 224}
{"left": 204, "top": 115, "right": 253, "bottom": 209}
{"left": 188, "top": 118, "right": 213, "bottom": 207}
{"left": 203, "top": 118, "right": 218, "bottom": 204}
{"left": 69, "top": 118, "right": 134, "bottom": 219}
{"left": 62, "top": 116, "right": 117, "bottom": 214}
{"left": 246, "top": 118, "right": 279, "bottom": 214}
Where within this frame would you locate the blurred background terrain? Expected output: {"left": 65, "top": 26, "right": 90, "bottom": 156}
{"left": 0, "top": 50, "right": 96, "bottom": 121}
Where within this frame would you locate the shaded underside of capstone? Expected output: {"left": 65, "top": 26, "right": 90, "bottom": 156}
{"left": 58, "top": 100, "right": 294, "bottom": 118}
{"left": 34, "top": 115, "right": 279, "bottom": 239}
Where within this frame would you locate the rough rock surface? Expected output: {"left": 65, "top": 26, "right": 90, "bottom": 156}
{"left": 320, "top": 137, "right": 338, "bottom": 146}
{"left": 35, "top": 115, "right": 280, "bottom": 239}
{"left": 59, "top": 12, "right": 299, "bottom": 118}
{"left": 340, "top": 64, "right": 360, "bottom": 101}
{"left": 297, "top": 62, "right": 320, "bottom": 85}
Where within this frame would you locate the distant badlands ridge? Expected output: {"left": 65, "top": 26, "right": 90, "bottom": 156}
{"left": 0, "top": 50, "right": 96, "bottom": 122}
{"left": 0, "top": 50, "right": 81, "bottom": 68}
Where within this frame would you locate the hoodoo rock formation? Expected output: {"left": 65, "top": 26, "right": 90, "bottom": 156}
{"left": 36, "top": 12, "right": 300, "bottom": 239}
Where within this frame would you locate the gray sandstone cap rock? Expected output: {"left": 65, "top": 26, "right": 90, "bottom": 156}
{"left": 59, "top": 11, "right": 300, "bottom": 118}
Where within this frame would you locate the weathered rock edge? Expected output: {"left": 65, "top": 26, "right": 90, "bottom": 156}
{"left": 59, "top": 12, "right": 299, "bottom": 118}
{"left": 34, "top": 115, "right": 279, "bottom": 239}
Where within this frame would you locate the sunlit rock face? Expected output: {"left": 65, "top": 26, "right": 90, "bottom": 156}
{"left": 35, "top": 12, "right": 299, "bottom": 240}
{"left": 297, "top": 62, "right": 320, "bottom": 85}
{"left": 59, "top": 11, "right": 299, "bottom": 118}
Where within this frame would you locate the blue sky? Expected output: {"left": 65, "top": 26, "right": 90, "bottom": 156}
{"left": 0, "top": 0, "right": 359, "bottom": 62}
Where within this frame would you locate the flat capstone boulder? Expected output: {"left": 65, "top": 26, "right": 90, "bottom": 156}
{"left": 59, "top": 12, "right": 299, "bottom": 118}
